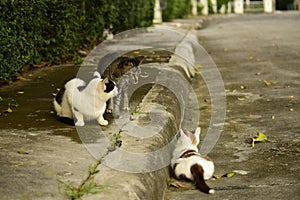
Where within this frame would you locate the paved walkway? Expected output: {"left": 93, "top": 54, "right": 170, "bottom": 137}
{"left": 165, "top": 12, "right": 300, "bottom": 200}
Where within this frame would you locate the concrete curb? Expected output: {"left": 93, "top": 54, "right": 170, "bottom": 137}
{"left": 83, "top": 83, "right": 180, "bottom": 200}
{"left": 81, "top": 21, "right": 202, "bottom": 200}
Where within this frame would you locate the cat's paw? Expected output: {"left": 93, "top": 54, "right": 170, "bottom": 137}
{"left": 122, "top": 106, "right": 130, "bottom": 111}
{"left": 98, "top": 119, "right": 108, "bottom": 126}
{"left": 75, "top": 121, "right": 85, "bottom": 126}
{"left": 106, "top": 109, "right": 112, "bottom": 114}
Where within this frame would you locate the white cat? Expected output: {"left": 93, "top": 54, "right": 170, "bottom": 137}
{"left": 171, "top": 127, "right": 215, "bottom": 194}
{"left": 53, "top": 72, "right": 118, "bottom": 126}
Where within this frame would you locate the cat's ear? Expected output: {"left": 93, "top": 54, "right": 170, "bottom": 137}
{"left": 185, "top": 130, "right": 194, "bottom": 140}
{"left": 102, "top": 77, "right": 109, "bottom": 84}
{"left": 99, "top": 78, "right": 109, "bottom": 90}
{"left": 136, "top": 56, "right": 144, "bottom": 65}
{"left": 118, "top": 57, "right": 129, "bottom": 68}
{"left": 193, "top": 127, "right": 201, "bottom": 145}
{"left": 177, "top": 129, "right": 186, "bottom": 143}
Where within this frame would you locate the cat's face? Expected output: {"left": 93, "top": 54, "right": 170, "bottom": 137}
{"left": 118, "top": 56, "right": 144, "bottom": 84}
{"left": 97, "top": 78, "right": 118, "bottom": 99}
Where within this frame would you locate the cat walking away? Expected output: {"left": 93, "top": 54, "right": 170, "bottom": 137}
{"left": 171, "top": 127, "right": 215, "bottom": 194}
{"left": 53, "top": 72, "right": 118, "bottom": 126}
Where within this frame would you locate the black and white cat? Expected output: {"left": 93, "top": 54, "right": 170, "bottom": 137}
{"left": 171, "top": 127, "right": 215, "bottom": 194}
{"left": 53, "top": 72, "right": 118, "bottom": 126}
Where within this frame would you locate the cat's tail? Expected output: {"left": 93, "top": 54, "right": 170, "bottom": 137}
{"left": 53, "top": 87, "right": 66, "bottom": 115}
{"left": 191, "top": 164, "right": 215, "bottom": 194}
{"left": 53, "top": 99, "right": 62, "bottom": 116}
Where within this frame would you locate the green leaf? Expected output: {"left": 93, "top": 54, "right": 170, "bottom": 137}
{"left": 17, "top": 150, "right": 29, "bottom": 154}
{"left": 226, "top": 172, "right": 236, "bottom": 178}
{"left": 213, "top": 170, "right": 249, "bottom": 179}
{"left": 252, "top": 132, "right": 268, "bottom": 148}
{"left": 5, "top": 107, "right": 13, "bottom": 113}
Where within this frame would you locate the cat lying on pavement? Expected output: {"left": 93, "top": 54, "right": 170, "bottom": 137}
{"left": 53, "top": 72, "right": 118, "bottom": 126}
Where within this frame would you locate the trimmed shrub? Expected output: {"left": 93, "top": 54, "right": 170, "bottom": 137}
{"left": 0, "top": 0, "right": 155, "bottom": 82}
{"left": 162, "top": 0, "right": 192, "bottom": 21}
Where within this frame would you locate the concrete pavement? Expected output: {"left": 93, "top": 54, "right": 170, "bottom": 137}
{"left": 165, "top": 12, "right": 300, "bottom": 200}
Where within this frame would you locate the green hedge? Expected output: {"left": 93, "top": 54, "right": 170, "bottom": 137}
{"left": 0, "top": 0, "right": 155, "bottom": 81}
{"left": 162, "top": 0, "right": 192, "bottom": 21}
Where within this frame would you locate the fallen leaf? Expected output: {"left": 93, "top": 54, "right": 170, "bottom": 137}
{"left": 17, "top": 91, "right": 24, "bottom": 94}
{"left": 271, "top": 115, "right": 275, "bottom": 120}
{"left": 289, "top": 108, "right": 294, "bottom": 112}
{"left": 5, "top": 108, "right": 13, "bottom": 113}
{"left": 264, "top": 80, "right": 278, "bottom": 87}
{"left": 252, "top": 132, "right": 268, "bottom": 148}
{"left": 226, "top": 172, "right": 235, "bottom": 178}
{"left": 264, "top": 81, "right": 271, "bottom": 87}
{"left": 240, "top": 85, "right": 246, "bottom": 89}
{"left": 232, "top": 170, "right": 249, "bottom": 175}
{"left": 255, "top": 72, "right": 261, "bottom": 76}
{"left": 18, "top": 77, "right": 26, "bottom": 81}
{"left": 213, "top": 170, "right": 249, "bottom": 179}
{"left": 170, "top": 181, "right": 194, "bottom": 189}
{"left": 238, "top": 97, "right": 245, "bottom": 101}
{"left": 17, "top": 150, "right": 29, "bottom": 154}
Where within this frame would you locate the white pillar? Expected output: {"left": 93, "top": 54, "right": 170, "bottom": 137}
{"left": 264, "top": 0, "right": 273, "bottom": 13}
{"left": 200, "top": 0, "right": 209, "bottom": 15}
{"left": 153, "top": 0, "right": 162, "bottom": 24}
{"left": 220, "top": 4, "right": 226, "bottom": 14}
{"left": 246, "top": 0, "right": 250, "bottom": 7}
{"left": 191, "top": 0, "right": 198, "bottom": 16}
{"left": 211, "top": 0, "right": 217, "bottom": 13}
{"left": 234, "top": 0, "right": 244, "bottom": 14}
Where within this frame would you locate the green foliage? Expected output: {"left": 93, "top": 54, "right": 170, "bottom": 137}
{"left": 110, "top": 130, "right": 124, "bottom": 148}
{"left": 64, "top": 179, "right": 104, "bottom": 200}
{"left": 162, "top": 0, "right": 192, "bottom": 21}
{"left": 276, "top": 0, "right": 295, "bottom": 10}
{"left": 208, "top": 0, "right": 215, "bottom": 14}
{"left": 217, "top": 0, "right": 231, "bottom": 12}
{"left": 0, "top": 0, "right": 155, "bottom": 81}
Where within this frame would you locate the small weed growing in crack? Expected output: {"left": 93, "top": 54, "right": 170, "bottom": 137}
{"left": 110, "top": 130, "right": 125, "bottom": 148}
{"left": 131, "top": 105, "right": 147, "bottom": 115}
{"left": 59, "top": 161, "right": 103, "bottom": 200}
{"left": 64, "top": 179, "right": 104, "bottom": 200}
{"left": 88, "top": 162, "right": 99, "bottom": 175}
